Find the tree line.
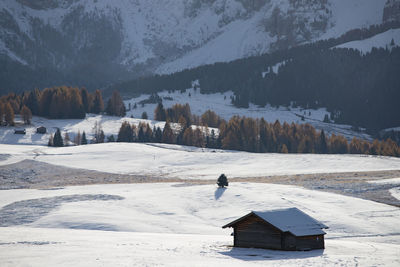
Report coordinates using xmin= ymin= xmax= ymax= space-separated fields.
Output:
xmin=0 ymin=87 xmax=125 ymax=125
xmin=115 ymin=103 xmax=400 ymax=157
xmin=45 ymin=101 xmax=399 ymax=157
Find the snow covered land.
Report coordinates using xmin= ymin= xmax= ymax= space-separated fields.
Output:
xmin=0 ymin=114 xmax=166 ymax=146
xmin=1 ymin=143 xmax=400 ymax=179
xmin=0 ymin=182 xmax=399 ymax=266
xmin=125 ymin=88 xmax=372 ymax=141
xmin=335 ymin=28 xmax=400 ymax=53
xmin=1 ymin=122 xmax=399 ymax=266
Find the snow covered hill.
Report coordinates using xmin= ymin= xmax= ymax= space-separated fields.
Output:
xmin=335 ymin=28 xmax=400 ymax=53
xmin=124 ymin=88 xmax=372 ymax=141
xmin=0 ymin=182 xmax=399 ymax=266
xmin=1 ymin=142 xmax=400 ymax=179
xmin=0 ymin=0 xmax=391 ymax=87
xmin=0 ymin=114 xmax=166 ymax=146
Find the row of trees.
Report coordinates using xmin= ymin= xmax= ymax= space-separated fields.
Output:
xmin=112 ymin=114 xmax=400 ymax=157
xmin=0 ymin=94 xmax=32 ymax=125
xmin=217 ymin=116 xmax=399 ymax=156
xmin=154 ymin=103 xmax=225 ymax=128
xmin=0 ymin=88 xmax=125 ymax=124
xmin=151 ymin=103 xmax=400 ymax=157
xmin=48 ymin=124 xmax=105 ymax=147
xmin=110 ymin=104 xmax=400 ymax=157
xmin=45 ymin=101 xmax=399 ymax=157
xmin=48 ymin=129 xmax=88 ymax=147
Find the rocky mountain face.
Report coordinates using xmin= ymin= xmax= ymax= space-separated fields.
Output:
xmin=0 ymin=0 xmax=391 ymax=92
xmin=384 ymin=0 xmax=400 ymax=22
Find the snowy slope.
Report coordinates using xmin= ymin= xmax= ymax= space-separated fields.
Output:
xmin=157 ymin=0 xmax=389 ymax=74
xmin=125 ymin=88 xmax=372 ymax=141
xmin=1 ymin=143 xmax=399 ymax=179
xmin=335 ymin=28 xmax=400 ymax=53
xmin=391 ymin=187 xmax=400 ymax=200
xmin=0 ymin=182 xmax=399 ymax=266
xmin=0 ymin=0 xmax=389 ymax=76
xmin=0 ymin=114 xmax=167 ymax=146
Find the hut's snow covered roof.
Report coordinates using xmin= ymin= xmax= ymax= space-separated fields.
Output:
xmin=223 ymin=207 xmax=328 ymax=237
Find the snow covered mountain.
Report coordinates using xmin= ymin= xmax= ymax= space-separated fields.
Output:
xmin=0 ymin=0 xmax=392 ymax=90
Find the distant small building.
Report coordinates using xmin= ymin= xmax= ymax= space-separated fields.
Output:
xmin=14 ymin=129 xmax=26 ymax=135
xmin=36 ymin=126 xmax=47 ymax=134
xmin=222 ymin=208 xmax=328 ymax=251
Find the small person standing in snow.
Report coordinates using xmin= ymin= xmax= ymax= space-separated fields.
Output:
xmin=217 ymin=174 xmax=228 ymax=188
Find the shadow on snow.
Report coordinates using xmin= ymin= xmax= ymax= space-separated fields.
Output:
xmin=219 ymin=247 xmax=324 ymax=261
xmin=214 ymin=187 xmax=227 ymax=200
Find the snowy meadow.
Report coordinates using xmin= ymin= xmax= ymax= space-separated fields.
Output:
xmin=0 ymin=182 xmax=400 ymax=266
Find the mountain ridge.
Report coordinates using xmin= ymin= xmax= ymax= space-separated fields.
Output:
xmin=0 ymin=0 xmax=392 ymax=92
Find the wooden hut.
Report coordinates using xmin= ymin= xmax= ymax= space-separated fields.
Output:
xmin=14 ymin=129 xmax=26 ymax=135
xmin=36 ymin=126 xmax=47 ymax=134
xmin=222 ymin=207 xmax=328 ymax=251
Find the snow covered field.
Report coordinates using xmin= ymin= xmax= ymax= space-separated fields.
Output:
xmin=0 ymin=114 xmax=166 ymax=146
xmin=0 ymin=182 xmax=399 ymax=266
xmin=335 ymin=28 xmax=400 ymax=53
xmin=1 ymin=143 xmax=400 ymax=179
xmin=125 ymin=88 xmax=372 ymax=141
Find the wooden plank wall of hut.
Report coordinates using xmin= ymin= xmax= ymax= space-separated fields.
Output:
xmin=235 ymin=215 xmax=282 ymax=249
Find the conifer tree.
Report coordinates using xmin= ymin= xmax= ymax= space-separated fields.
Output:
xmin=74 ymin=130 xmax=81 ymax=146
xmin=349 ymin=137 xmax=361 ymax=154
xmin=26 ymin=89 xmax=40 ymax=115
xmin=20 ymin=105 xmax=32 ymax=124
xmin=53 ymin=129 xmax=64 ymax=147
xmin=4 ymin=102 xmax=14 ymax=126
xmin=370 ymin=139 xmax=381 ymax=155
xmin=154 ymin=103 xmax=166 ymax=121
xmin=117 ymin=121 xmax=134 ymax=142
xmin=106 ymin=90 xmax=126 ymax=116
xmin=193 ymin=127 xmax=205 ymax=148
xmin=0 ymin=102 xmax=4 ymax=124
xmin=178 ymin=115 xmax=187 ymax=130
xmin=217 ymin=174 xmax=228 ymax=188
xmin=207 ymin=129 xmax=217 ymax=148
xmin=91 ymin=90 xmax=104 ymax=114
xmin=141 ymin=112 xmax=148 ymax=120
xmin=69 ymin=87 xmax=85 ymax=119
xmin=183 ymin=127 xmax=193 ymax=146
xmin=201 ymin=110 xmax=222 ymax=128
xmin=162 ymin=121 xmax=174 ymax=144
xmin=81 ymin=131 xmax=88 ymax=145
xmin=319 ymin=129 xmax=328 ymax=153
xmin=154 ymin=126 xmax=162 ymax=143
xmin=138 ymin=123 xmax=146 ymax=142
xmin=80 ymin=87 xmax=91 ymax=113
xmin=144 ymin=123 xmax=153 ymax=142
